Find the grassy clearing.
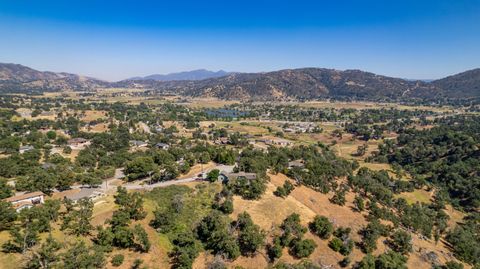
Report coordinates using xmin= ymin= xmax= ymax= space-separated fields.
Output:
xmin=396 ymin=189 xmax=433 ymax=205
xmin=81 ymin=110 xmax=107 ymax=122
xmin=181 ymin=98 xmax=239 ymax=108
xmin=145 ymin=183 xmax=220 ymax=238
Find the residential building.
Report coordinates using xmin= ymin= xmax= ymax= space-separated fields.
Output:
xmin=5 ymin=192 xmax=45 ymax=212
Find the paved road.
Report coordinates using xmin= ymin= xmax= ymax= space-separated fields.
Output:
xmin=123 ymin=177 xmax=198 ymax=190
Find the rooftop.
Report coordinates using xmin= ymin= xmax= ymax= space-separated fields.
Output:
xmin=5 ymin=191 xmax=44 ymax=202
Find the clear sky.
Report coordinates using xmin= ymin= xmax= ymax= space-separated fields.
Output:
xmin=0 ymin=0 xmax=479 ymax=81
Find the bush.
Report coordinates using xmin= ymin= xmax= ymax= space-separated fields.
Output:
xmin=444 ymin=261 xmax=464 ymax=269
xmin=339 ymin=257 xmax=351 ymax=267
xmin=339 ymin=239 xmax=354 ymax=256
xmin=309 ymin=215 xmax=333 ymax=240
xmin=329 ymin=237 xmax=343 ymax=252
xmin=267 ymin=237 xmax=283 ymax=261
xmin=131 ymin=258 xmax=143 ymax=269
xmin=63 ymin=146 xmax=72 ymax=154
xmin=111 ymin=254 xmax=124 ymax=267
xmin=274 ymin=181 xmax=295 ymax=198
xmin=207 ymin=169 xmax=220 ymax=182
xmin=290 ymin=239 xmax=317 ymax=258
xmin=388 ymin=230 xmax=412 ymax=254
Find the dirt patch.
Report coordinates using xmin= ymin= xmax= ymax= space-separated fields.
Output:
xmin=81 ymin=110 xmax=107 ymax=122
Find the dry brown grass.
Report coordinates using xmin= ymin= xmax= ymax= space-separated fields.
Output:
xmin=104 ymin=196 xmax=171 ymax=269
xmin=288 ymin=100 xmax=454 ymax=113
xmin=191 ymin=173 xmax=465 ymax=269
xmin=81 ymin=110 xmax=107 ymax=122
xmin=182 ymin=98 xmax=239 ymax=108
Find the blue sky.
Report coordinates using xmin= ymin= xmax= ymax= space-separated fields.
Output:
xmin=0 ymin=0 xmax=479 ymax=81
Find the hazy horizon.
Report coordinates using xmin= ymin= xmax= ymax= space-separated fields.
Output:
xmin=1 ymin=0 xmax=479 ymax=81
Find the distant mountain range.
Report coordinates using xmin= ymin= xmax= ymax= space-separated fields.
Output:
xmin=1 ymin=62 xmax=479 ymax=101
xmin=129 ymin=69 xmax=231 ymax=81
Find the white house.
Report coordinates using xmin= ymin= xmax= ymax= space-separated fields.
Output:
xmin=67 ymin=138 xmax=91 ymax=150
xmin=19 ymin=145 xmax=34 ymax=154
xmin=130 ymin=140 xmax=149 ymax=148
xmin=155 ymin=142 xmax=170 ymax=150
xmin=5 ymin=192 xmax=45 ymax=212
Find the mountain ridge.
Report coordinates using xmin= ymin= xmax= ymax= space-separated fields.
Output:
xmin=129 ymin=69 xmax=231 ymax=81
xmin=1 ymin=62 xmax=479 ymax=101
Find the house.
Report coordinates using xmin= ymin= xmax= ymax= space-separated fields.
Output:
xmin=214 ymin=137 xmax=229 ymax=145
xmin=130 ymin=140 xmax=148 ymax=148
xmin=155 ymin=142 xmax=170 ymax=150
xmin=5 ymin=192 xmax=45 ymax=212
xmin=19 ymin=145 xmax=34 ymax=154
xmin=256 ymin=138 xmax=293 ymax=147
xmin=288 ymin=160 xmax=305 ymax=169
xmin=255 ymin=138 xmax=273 ymax=144
xmin=271 ymin=138 xmax=293 ymax=147
xmin=41 ymin=162 xmax=57 ymax=169
xmin=67 ymin=138 xmax=91 ymax=149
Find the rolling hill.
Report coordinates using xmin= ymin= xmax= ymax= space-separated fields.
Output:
xmin=1 ymin=63 xmax=479 ymax=101
xmin=0 ymin=63 xmax=108 ymax=93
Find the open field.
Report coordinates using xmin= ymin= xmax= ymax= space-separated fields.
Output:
xmin=396 ymin=188 xmax=433 ymax=205
xmin=180 ymin=98 xmax=240 ymax=108
xmin=81 ymin=110 xmax=107 ymax=122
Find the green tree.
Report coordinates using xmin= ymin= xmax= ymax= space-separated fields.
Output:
xmin=0 ymin=201 xmax=16 ymax=231
xmin=61 ymin=242 xmax=106 ymax=269
xmin=267 ymin=237 xmax=283 ymax=261
xmin=46 ymin=130 xmax=57 ymax=140
xmin=375 ymin=251 xmax=407 ymax=269
xmin=133 ymin=224 xmax=150 ymax=252
xmin=25 ymin=235 xmax=61 ymax=269
xmin=329 ymin=237 xmax=343 ymax=252
xmin=111 ymin=254 xmax=124 ymax=267
xmin=207 ymin=169 xmax=220 ymax=182
xmin=309 ymin=215 xmax=333 ymax=239
xmin=280 ymin=213 xmax=307 ymax=246
xmin=357 ymin=254 xmax=375 ymax=269
xmin=354 ymin=195 xmax=365 ymax=211
xmin=0 ymin=178 xmax=13 ymax=199
xmin=236 ymin=212 xmax=265 ymax=256
xmin=124 ymin=156 xmax=156 ymax=181
xmin=170 ymin=232 xmax=201 ymax=269
xmin=290 ymin=239 xmax=317 ymax=258
xmin=61 ymin=198 xmax=94 ymax=236
xmin=114 ymin=187 xmax=146 ymax=220
xmin=388 ymin=230 xmax=412 ymax=254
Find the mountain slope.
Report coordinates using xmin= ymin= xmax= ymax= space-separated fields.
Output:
xmin=130 ymin=69 xmax=230 ymax=81
xmin=431 ymin=68 xmax=480 ymax=98
xmin=0 ymin=63 xmax=107 ymax=93
xmin=1 ymin=62 xmax=479 ymax=101
xmin=176 ymin=68 xmax=439 ymax=101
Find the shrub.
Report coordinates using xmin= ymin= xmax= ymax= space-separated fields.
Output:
xmin=329 ymin=237 xmax=343 ymax=252
xmin=309 ymin=215 xmax=333 ymax=239
xmin=111 ymin=254 xmax=124 ymax=267
xmin=290 ymin=239 xmax=317 ymax=258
